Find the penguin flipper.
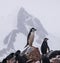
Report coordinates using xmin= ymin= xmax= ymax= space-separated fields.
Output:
xmin=24 ymin=42 xmax=29 ymax=48
xmin=24 ymin=44 xmax=28 ymax=48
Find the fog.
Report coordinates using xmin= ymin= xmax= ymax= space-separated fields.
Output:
xmin=0 ymin=0 xmax=60 ymax=60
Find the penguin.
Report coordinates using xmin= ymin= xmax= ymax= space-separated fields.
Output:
xmin=25 ymin=28 xmax=36 ymax=47
xmin=41 ymin=38 xmax=50 ymax=55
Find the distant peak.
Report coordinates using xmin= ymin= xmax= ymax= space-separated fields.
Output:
xmin=20 ymin=7 xmax=27 ymax=14
xmin=20 ymin=7 xmax=25 ymax=11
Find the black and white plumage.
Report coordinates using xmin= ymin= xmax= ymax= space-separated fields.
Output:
xmin=41 ymin=38 xmax=50 ymax=55
xmin=25 ymin=28 xmax=36 ymax=47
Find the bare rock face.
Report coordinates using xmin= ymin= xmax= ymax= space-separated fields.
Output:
xmin=24 ymin=46 xmax=41 ymax=63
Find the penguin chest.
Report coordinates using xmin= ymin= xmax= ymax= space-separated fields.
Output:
xmin=29 ymin=32 xmax=34 ymax=43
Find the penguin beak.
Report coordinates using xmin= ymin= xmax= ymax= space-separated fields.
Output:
xmin=34 ymin=29 xmax=37 ymax=31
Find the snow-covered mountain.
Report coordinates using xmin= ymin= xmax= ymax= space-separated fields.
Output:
xmin=0 ymin=7 xmax=60 ymax=61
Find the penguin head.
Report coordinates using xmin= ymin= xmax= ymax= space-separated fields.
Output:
xmin=44 ymin=38 xmax=49 ymax=41
xmin=30 ymin=28 xmax=36 ymax=32
xmin=15 ymin=50 xmax=21 ymax=56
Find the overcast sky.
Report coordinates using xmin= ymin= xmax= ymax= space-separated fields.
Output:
xmin=0 ymin=0 xmax=60 ymax=38
xmin=0 ymin=0 xmax=60 ymax=51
